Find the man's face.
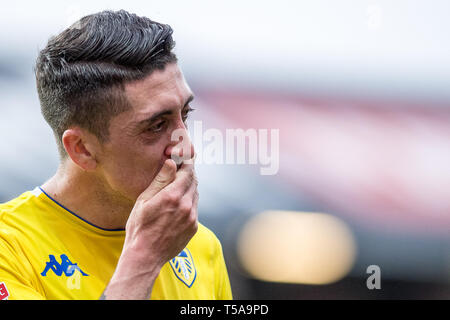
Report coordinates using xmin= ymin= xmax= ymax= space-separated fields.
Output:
xmin=95 ymin=63 xmax=194 ymax=203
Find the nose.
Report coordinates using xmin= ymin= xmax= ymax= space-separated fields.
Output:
xmin=164 ymin=127 xmax=195 ymax=165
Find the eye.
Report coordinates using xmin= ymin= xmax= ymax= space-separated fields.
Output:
xmin=182 ymin=107 xmax=195 ymax=122
xmin=148 ymin=120 xmax=167 ymax=132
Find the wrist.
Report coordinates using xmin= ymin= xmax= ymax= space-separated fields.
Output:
xmin=103 ymin=245 xmax=163 ymax=300
xmin=115 ymin=243 xmax=164 ymax=281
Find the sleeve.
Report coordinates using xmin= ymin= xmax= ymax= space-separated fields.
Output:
xmin=0 ymin=229 xmax=45 ymax=300
xmin=213 ymin=238 xmax=233 ymax=300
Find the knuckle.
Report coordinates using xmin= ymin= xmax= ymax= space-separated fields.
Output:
xmin=190 ymin=219 xmax=199 ymax=235
xmin=154 ymin=174 xmax=167 ymax=185
xmin=188 ymin=210 xmax=198 ymax=226
xmin=192 ymin=216 xmax=198 ymax=228
xmin=163 ymin=192 xmax=181 ymax=206
xmin=179 ymin=200 xmax=192 ymax=215
xmin=134 ymin=199 xmax=149 ymax=216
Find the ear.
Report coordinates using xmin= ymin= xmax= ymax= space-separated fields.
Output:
xmin=62 ymin=128 xmax=98 ymax=171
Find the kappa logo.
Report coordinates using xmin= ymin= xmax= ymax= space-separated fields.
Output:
xmin=169 ymin=248 xmax=196 ymax=288
xmin=40 ymin=254 xmax=89 ymax=277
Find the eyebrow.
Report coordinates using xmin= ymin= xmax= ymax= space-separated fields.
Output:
xmin=137 ymin=94 xmax=195 ymax=126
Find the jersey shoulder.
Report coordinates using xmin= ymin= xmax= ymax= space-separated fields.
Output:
xmin=187 ymin=222 xmax=226 ymax=267
xmin=0 ymin=190 xmax=34 ymax=210
xmin=191 ymin=222 xmax=223 ymax=252
xmin=0 ymin=190 xmax=43 ymax=237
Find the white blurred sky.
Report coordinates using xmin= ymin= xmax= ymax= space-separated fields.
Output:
xmin=1 ymin=0 xmax=450 ymax=102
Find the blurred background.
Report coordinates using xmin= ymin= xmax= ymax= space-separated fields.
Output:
xmin=1 ymin=0 xmax=449 ymax=299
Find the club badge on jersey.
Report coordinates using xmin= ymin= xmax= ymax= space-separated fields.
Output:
xmin=169 ymin=248 xmax=197 ymax=288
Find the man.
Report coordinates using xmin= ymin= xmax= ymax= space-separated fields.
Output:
xmin=0 ymin=10 xmax=232 ymax=300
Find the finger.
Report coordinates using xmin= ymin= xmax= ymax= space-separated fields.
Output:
xmin=171 ymin=143 xmax=196 ymax=169
xmin=176 ymin=148 xmax=196 ymax=171
xmin=190 ymin=188 xmax=199 ymax=231
xmin=139 ymin=158 xmax=177 ymax=200
xmin=192 ymin=188 xmax=199 ymax=208
xmin=180 ymin=171 xmax=197 ymax=202
xmin=180 ymin=180 xmax=199 ymax=231
xmin=166 ymin=162 xmax=196 ymax=196
xmin=191 ymin=189 xmax=199 ymax=221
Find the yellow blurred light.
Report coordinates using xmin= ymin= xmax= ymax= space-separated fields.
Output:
xmin=237 ymin=210 xmax=357 ymax=285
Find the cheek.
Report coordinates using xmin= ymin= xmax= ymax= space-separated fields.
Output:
xmin=100 ymin=141 xmax=167 ymax=200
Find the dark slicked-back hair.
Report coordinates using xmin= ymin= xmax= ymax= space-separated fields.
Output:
xmin=35 ymin=10 xmax=177 ymax=158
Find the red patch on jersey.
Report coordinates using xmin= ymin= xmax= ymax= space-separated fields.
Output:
xmin=0 ymin=282 xmax=9 ymax=300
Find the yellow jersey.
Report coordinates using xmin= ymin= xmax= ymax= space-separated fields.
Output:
xmin=0 ymin=187 xmax=232 ymax=300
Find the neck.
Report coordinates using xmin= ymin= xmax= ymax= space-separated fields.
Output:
xmin=41 ymin=161 xmax=134 ymax=230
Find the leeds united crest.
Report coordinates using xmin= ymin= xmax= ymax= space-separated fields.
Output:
xmin=169 ymin=248 xmax=197 ymax=288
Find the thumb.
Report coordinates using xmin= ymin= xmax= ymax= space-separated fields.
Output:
xmin=139 ymin=159 xmax=177 ymax=200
